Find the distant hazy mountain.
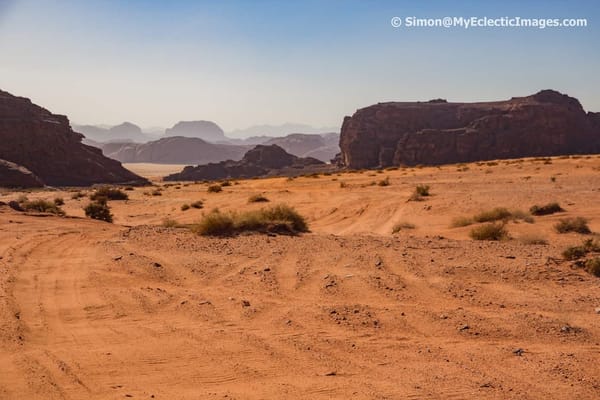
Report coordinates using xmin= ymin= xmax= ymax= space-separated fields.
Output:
xmin=73 ymin=122 xmax=157 ymax=143
xmin=164 ymin=120 xmax=226 ymax=142
xmin=100 ymin=136 xmax=251 ymax=164
xmin=227 ymin=123 xmax=339 ymax=138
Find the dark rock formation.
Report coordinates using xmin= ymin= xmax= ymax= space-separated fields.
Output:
xmin=264 ymin=133 xmax=340 ymax=162
xmin=165 ymin=120 xmax=225 ymax=142
xmin=0 ymin=89 xmax=147 ymax=187
xmin=339 ymin=90 xmax=600 ymax=168
xmin=165 ymin=144 xmax=325 ymax=181
xmin=100 ymin=136 xmax=251 ymax=164
xmin=0 ymin=159 xmax=44 ymax=188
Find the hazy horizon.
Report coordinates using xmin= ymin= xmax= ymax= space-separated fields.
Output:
xmin=1 ymin=0 xmax=599 ymax=131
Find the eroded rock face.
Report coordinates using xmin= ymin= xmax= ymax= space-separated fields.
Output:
xmin=339 ymin=90 xmax=600 ymax=168
xmin=0 ymin=89 xmax=147 ymax=186
xmin=0 ymin=159 xmax=43 ymax=188
xmin=165 ymin=144 xmax=325 ymax=181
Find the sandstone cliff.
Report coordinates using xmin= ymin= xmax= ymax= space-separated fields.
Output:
xmin=339 ymin=90 xmax=600 ymax=168
xmin=0 ymin=159 xmax=43 ymax=188
xmin=0 ymin=89 xmax=147 ymax=187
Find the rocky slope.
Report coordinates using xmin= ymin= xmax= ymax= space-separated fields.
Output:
xmin=101 ymin=136 xmax=251 ymax=164
xmin=264 ymin=133 xmax=339 ymax=162
xmin=0 ymin=159 xmax=43 ymax=188
xmin=339 ymin=90 xmax=600 ymax=168
xmin=0 ymin=89 xmax=147 ymax=187
xmin=164 ymin=144 xmax=325 ymax=181
xmin=74 ymin=122 xmax=156 ymax=143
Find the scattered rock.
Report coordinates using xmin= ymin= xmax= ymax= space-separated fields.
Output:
xmin=595 ymin=307 xmax=600 ymax=314
xmin=324 ymin=371 xmax=337 ymax=376
xmin=513 ymin=348 xmax=525 ymax=356
xmin=152 ymin=262 xmax=162 ymax=268
xmin=458 ymin=324 xmax=470 ymax=331
xmin=241 ymin=300 xmax=251 ymax=307
xmin=114 ymin=256 xmax=123 ymax=261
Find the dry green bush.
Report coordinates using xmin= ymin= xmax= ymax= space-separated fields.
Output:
xmin=519 ymin=234 xmax=548 ymax=245
xmin=451 ymin=216 xmax=474 ymax=227
xmin=530 ymin=202 xmax=563 ymax=216
xmin=192 ymin=204 xmax=308 ymax=236
xmin=91 ymin=187 xmax=128 ymax=201
xmin=585 ymin=258 xmax=600 ymax=277
xmin=207 ymin=184 xmax=222 ymax=193
xmin=554 ymin=217 xmax=591 ymax=234
xmin=162 ymin=218 xmax=181 ymax=228
xmin=248 ymin=194 xmax=269 ymax=203
xmin=378 ymin=177 xmax=390 ymax=187
xmin=84 ymin=199 xmax=112 ymax=222
xmin=190 ymin=200 xmax=204 ymax=209
xmin=21 ymin=199 xmax=65 ymax=215
xmin=469 ymin=223 xmax=508 ymax=241
xmin=562 ymin=239 xmax=600 ymax=260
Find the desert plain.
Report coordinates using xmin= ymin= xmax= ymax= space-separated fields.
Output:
xmin=1 ymin=155 xmax=599 ymax=399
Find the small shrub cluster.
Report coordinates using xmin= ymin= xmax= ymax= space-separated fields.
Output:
xmin=84 ymin=198 xmax=113 ymax=223
xmin=192 ymin=204 xmax=308 ymax=236
xmin=20 ymin=198 xmax=65 ymax=216
xmin=377 ymin=177 xmax=390 ymax=187
xmin=409 ymin=184 xmax=430 ymax=201
xmin=181 ymin=204 xmax=190 ymax=211
xmin=248 ymin=194 xmax=269 ymax=203
xmin=530 ymin=202 xmax=563 ymax=216
xmin=207 ymin=184 xmax=222 ymax=193
xmin=53 ymin=197 xmax=65 ymax=206
xmin=585 ymin=258 xmax=600 ymax=277
xmin=71 ymin=191 xmax=86 ymax=200
xmin=90 ymin=187 xmax=128 ymax=201
xmin=469 ymin=223 xmax=508 ymax=241
xmin=473 ymin=207 xmax=512 ymax=223
xmin=554 ymin=217 xmax=591 ymax=234
xmin=190 ymin=200 xmax=204 ymax=209
xmin=452 ymin=207 xmax=532 ymax=228
xmin=519 ymin=234 xmax=548 ymax=245
xmin=562 ymin=239 xmax=600 ymax=260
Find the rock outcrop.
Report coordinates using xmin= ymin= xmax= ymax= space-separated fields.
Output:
xmin=339 ymin=90 xmax=600 ymax=168
xmin=0 ymin=159 xmax=44 ymax=188
xmin=0 ymin=89 xmax=147 ymax=187
xmin=165 ymin=120 xmax=225 ymax=142
xmin=264 ymin=133 xmax=340 ymax=162
xmin=164 ymin=144 xmax=325 ymax=181
xmin=74 ymin=122 xmax=155 ymax=143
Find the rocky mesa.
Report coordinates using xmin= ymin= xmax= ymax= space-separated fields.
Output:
xmin=164 ymin=144 xmax=325 ymax=181
xmin=339 ymin=90 xmax=600 ymax=168
xmin=0 ymin=89 xmax=147 ymax=187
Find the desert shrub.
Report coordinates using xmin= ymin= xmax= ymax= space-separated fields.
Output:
xmin=392 ymin=222 xmax=416 ymax=233
xmin=53 ymin=197 xmax=65 ymax=206
xmin=378 ymin=177 xmax=390 ymax=187
xmin=91 ymin=187 xmax=128 ymax=201
xmin=162 ymin=218 xmax=181 ymax=228
xmin=190 ymin=200 xmax=204 ymax=209
xmin=530 ymin=202 xmax=563 ymax=216
xmin=192 ymin=210 xmax=235 ymax=236
xmin=451 ymin=216 xmax=474 ymax=227
xmin=473 ymin=207 xmax=512 ymax=223
xmin=207 ymin=184 xmax=222 ymax=193
xmin=21 ymin=199 xmax=65 ymax=215
xmin=585 ymin=258 xmax=600 ymax=277
xmin=554 ymin=217 xmax=591 ymax=234
xmin=84 ymin=200 xmax=112 ymax=222
xmin=151 ymin=189 xmax=162 ymax=196
xmin=469 ymin=223 xmax=508 ymax=241
xmin=248 ymin=194 xmax=269 ymax=203
xmin=220 ymin=181 xmax=232 ymax=187
xmin=562 ymin=245 xmax=587 ymax=260
xmin=519 ymin=234 xmax=548 ymax=245
xmin=193 ymin=204 xmax=308 ymax=236
xmin=415 ymin=184 xmax=430 ymax=196
xmin=124 ymin=186 xmax=135 ymax=191
xmin=339 ymin=181 xmax=348 ymax=188
xmin=181 ymin=204 xmax=190 ymax=211
xmin=562 ymin=239 xmax=600 ymax=260
xmin=71 ymin=191 xmax=86 ymax=200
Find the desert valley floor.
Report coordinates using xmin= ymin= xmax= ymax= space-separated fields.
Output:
xmin=1 ymin=155 xmax=599 ymax=399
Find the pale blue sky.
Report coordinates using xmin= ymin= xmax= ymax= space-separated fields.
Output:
xmin=0 ymin=0 xmax=598 ymax=131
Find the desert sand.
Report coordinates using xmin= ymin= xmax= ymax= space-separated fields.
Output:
xmin=1 ymin=155 xmax=599 ymax=399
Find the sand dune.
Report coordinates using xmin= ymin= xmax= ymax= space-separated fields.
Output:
xmin=1 ymin=155 xmax=599 ymax=399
